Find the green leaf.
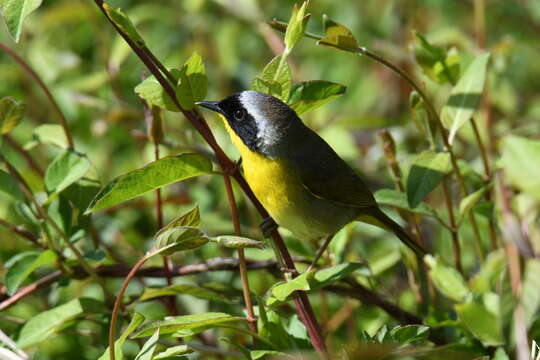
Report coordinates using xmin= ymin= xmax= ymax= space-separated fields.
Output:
xmin=134 ymin=328 xmax=159 ymax=360
xmin=32 ymin=124 xmax=68 ymax=148
xmin=318 ymin=14 xmax=358 ymax=52
xmin=288 ymin=80 xmax=346 ymax=115
xmin=98 ymin=313 xmax=145 ymax=360
xmin=271 ymin=271 xmax=312 ymax=302
xmin=458 ymin=186 xmax=489 ymax=222
xmin=140 ymin=284 xmax=230 ymax=303
xmin=0 ymin=97 xmax=24 ymax=134
xmin=161 ymin=205 xmax=201 ymax=229
xmin=469 ymin=249 xmax=506 ymax=294
xmin=374 ymin=189 xmax=437 ymax=218
xmin=152 ymin=226 xmax=209 ymax=257
xmin=86 ymin=154 xmax=211 ymax=213
xmin=406 ymin=150 xmax=452 ymax=208
xmin=425 ymin=255 xmax=470 ymax=302
xmin=17 ymin=298 xmax=106 ymax=348
xmin=176 ymin=52 xmax=207 ymax=110
xmin=500 ymin=136 xmax=540 ymax=200
xmin=0 ymin=0 xmax=43 ymax=42
xmin=44 ymin=150 xmax=91 ymax=195
xmin=283 ymin=1 xmax=310 ymax=52
xmin=441 ymin=53 xmax=490 ymax=144
xmin=389 ymin=325 xmax=430 ymax=344
xmin=132 ymin=312 xmax=241 ymax=338
xmin=251 ymin=350 xmax=293 ymax=359
xmin=5 ymin=250 xmax=57 ymax=295
xmin=135 ymin=69 xmax=182 ymax=112
xmin=103 ymin=4 xmax=145 ymax=47
xmin=255 ymin=55 xmax=292 ymax=101
xmin=252 ymin=78 xmax=282 ymax=99
xmin=409 ymin=92 xmax=437 ymax=147
xmin=455 ymin=300 xmax=503 ymax=346
xmin=0 ymin=169 xmax=24 ymax=201
xmin=310 ymin=262 xmax=367 ymax=292
xmin=211 ymin=235 xmax=264 ymax=249
xmin=153 ymin=345 xmax=193 ymax=360
xmin=521 ymin=258 xmax=540 ymax=329
xmin=412 ymin=32 xmax=459 ymax=84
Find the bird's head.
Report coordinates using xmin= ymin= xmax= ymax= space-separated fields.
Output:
xmin=197 ymin=91 xmax=300 ymax=156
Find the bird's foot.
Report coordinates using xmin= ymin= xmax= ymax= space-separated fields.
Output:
xmin=259 ymin=216 xmax=278 ymax=238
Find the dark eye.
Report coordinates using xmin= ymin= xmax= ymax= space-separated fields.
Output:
xmin=233 ymin=109 xmax=246 ymax=121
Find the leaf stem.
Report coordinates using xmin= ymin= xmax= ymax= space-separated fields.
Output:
xmin=0 ymin=42 xmax=74 ymax=149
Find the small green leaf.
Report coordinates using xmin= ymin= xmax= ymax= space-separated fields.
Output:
xmin=176 ymin=52 xmax=207 ymax=110
xmin=255 ymin=55 xmax=292 ymax=101
xmin=135 ymin=69 xmax=182 ymax=112
xmin=0 ymin=97 xmax=24 ymax=134
xmin=0 ymin=169 xmax=24 ymax=201
xmin=469 ymin=249 xmax=506 ymax=294
xmin=0 ymin=0 xmax=43 ymax=42
xmin=310 ymin=262 xmax=366 ymax=292
xmin=412 ymin=32 xmax=459 ymax=84
xmin=288 ymin=80 xmax=346 ymax=115
xmin=153 ymin=345 xmax=193 ymax=360
xmin=32 ymin=124 xmax=68 ymax=148
xmin=409 ymin=92 xmax=437 ymax=147
xmin=271 ymin=271 xmax=312 ymax=302
xmin=86 ymin=154 xmax=211 ymax=213
xmin=406 ymin=150 xmax=452 ymax=208
xmin=283 ymin=1 xmax=310 ymax=52
xmin=17 ymin=298 xmax=106 ymax=348
xmin=425 ymin=255 xmax=470 ymax=302
xmin=521 ymin=258 xmax=540 ymax=329
xmin=152 ymin=226 xmax=209 ymax=257
xmin=500 ymin=136 xmax=540 ymax=200
xmin=161 ymin=205 xmax=201 ymax=229
xmin=252 ymin=78 xmax=282 ymax=99
xmin=5 ymin=250 xmax=57 ymax=295
xmin=132 ymin=312 xmax=241 ymax=338
xmin=442 ymin=53 xmax=490 ymax=144
xmin=134 ymin=328 xmax=159 ymax=360
xmin=211 ymin=235 xmax=264 ymax=249
xmin=458 ymin=186 xmax=489 ymax=221
xmin=455 ymin=300 xmax=503 ymax=346
xmin=318 ymin=14 xmax=358 ymax=52
xmin=140 ymin=284 xmax=230 ymax=303
xmin=251 ymin=350 xmax=293 ymax=359
xmin=103 ymin=4 xmax=145 ymax=47
xmin=44 ymin=150 xmax=91 ymax=195
xmin=98 ymin=313 xmax=145 ymax=360
xmin=389 ymin=325 xmax=430 ymax=344
xmin=374 ymin=189 xmax=437 ymax=218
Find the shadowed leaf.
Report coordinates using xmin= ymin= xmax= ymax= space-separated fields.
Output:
xmin=406 ymin=150 xmax=452 ymax=208
xmin=289 ymin=80 xmax=346 ymax=115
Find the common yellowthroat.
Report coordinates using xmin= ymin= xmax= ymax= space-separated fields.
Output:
xmin=197 ymin=91 xmax=426 ymax=257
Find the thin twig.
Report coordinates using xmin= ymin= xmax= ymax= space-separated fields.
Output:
xmin=4 ymin=135 xmax=44 ymax=176
xmin=0 ymin=218 xmax=44 ymax=248
xmin=0 ymin=42 xmax=74 ymax=149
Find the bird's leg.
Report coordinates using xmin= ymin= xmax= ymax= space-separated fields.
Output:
xmin=259 ymin=216 xmax=278 ymax=239
xmin=307 ymin=234 xmax=335 ymax=272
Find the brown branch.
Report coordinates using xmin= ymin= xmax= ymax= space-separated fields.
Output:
xmin=0 ymin=218 xmax=44 ymax=248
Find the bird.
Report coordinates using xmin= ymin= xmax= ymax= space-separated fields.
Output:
xmin=197 ymin=91 xmax=426 ymax=262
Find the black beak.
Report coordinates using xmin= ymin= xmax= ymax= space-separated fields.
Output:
xmin=195 ymin=101 xmax=223 ymax=114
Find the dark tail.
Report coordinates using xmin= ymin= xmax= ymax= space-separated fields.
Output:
xmin=362 ymin=206 xmax=428 ymax=257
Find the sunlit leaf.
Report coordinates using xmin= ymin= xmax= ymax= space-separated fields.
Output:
xmin=389 ymin=325 xmax=430 ymax=344
xmin=425 ymin=255 xmax=470 ymax=302
xmin=442 ymin=53 xmax=490 ymax=144
xmin=44 ymin=150 xmax=91 ymax=195
xmin=135 ymin=69 xmax=182 ymax=112
xmin=455 ymin=300 xmax=503 ymax=346
xmin=103 ymin=4 xmax=144 ymax=47
xmin=412 ymin=32 xmax=459 ymax=84
xmin=151 ymin=226 xmax=209 ymax=257
xmin=211 ymin=235 xmax=264 ymax=249
xmin=283 ymin=1 xmax=310 ymax=52
xmin=252 ymin=77 xmax=282 ymax=99
xmin=98 ymin=313 xmax=145 ymax=360
xmin=17 ymin=298 xmax=106 ymax=348
xmin=0 ymin=0 xmax=43 ymax=42
xmin=176 ymin=52 xmax=207 ymax=110
xmin=255 ymin=54 xmax=291 ymax=101
xmin=500 ymin=135 xmax=540 ymax=201
xmin=318 ymin=14 xmax=358 ymax=52
xmin=374 ymin=189 xmax=437 ymax=218
xmin=271 ymin=271 xmax=312 ymax=302
xmin=86 ymin=154 xmax=212 ymax=213
xmin=132 ymin=312 xmax=242 ymax=338
xmin=5 ymin=250 xmax=57 ymax=295
xmin=458 ymin=186 xmax=489 ymax=222
xmin=406 ymin=150 xmax=452 ymax=208
xmin=134 ymin=328 xmax=159 ymax=360
xmin=251 ymin=350 xmax=293 ymax=359
xmin=0 ymin=169 xmax=24 ymax=201
xmin=31 ymin=124 xmax=68 ymax=148
xmin=289 ymin=80 xmax=346 ymax=115
xmin=0 ymin=96 xmax=24 ymax=134
xmin=153 ymin=345 xmax=193 ymax=360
